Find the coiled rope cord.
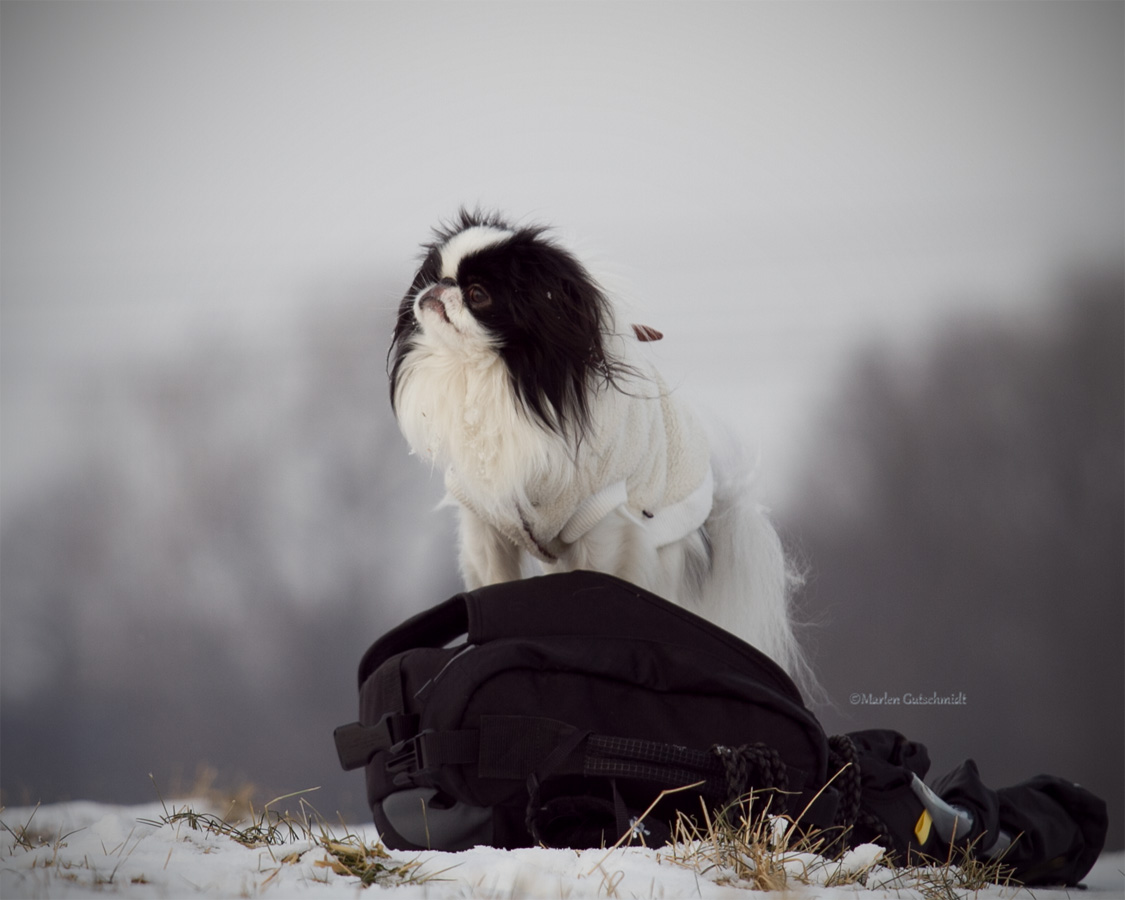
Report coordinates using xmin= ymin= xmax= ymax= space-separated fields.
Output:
xmin=710 ymin=742 xmax=791 ymax=816
xmin=712 ymin=735 xmax=894 ymax=852
xmin=827 ymin=734 xmax=863 ymax=827
xmin=827 ymin=733 xmax=894 ymax=848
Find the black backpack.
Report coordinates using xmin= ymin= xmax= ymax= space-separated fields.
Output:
xmin=334 ymin=570 xmax=1107 ymax=885
xmin=334 ymin=569 xmax=839 ymax=851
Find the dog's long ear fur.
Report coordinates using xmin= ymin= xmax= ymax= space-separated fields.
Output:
xmin=475 ymin=227 xmax=619 ymax=437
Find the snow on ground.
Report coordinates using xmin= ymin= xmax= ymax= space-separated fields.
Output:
xmin=1 ymin=800 xmax=1122 ymax=899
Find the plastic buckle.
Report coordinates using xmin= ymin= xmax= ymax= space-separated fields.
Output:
xmin=388 ymin=731 xmax=432 ymax=786
xmin=332 ymin=713 xmax=420 ymax=772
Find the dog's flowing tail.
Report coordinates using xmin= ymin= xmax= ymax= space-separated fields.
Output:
xmin=698 ymin=427 xmax=818 ymax=699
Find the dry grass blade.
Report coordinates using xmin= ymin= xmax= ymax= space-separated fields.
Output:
xmin=584 ymin=780 xmax=706 ymax=876
xmin=312 ymin=829 xmax=437 ymax=887
xmin=137 ymin=777 xmax=439 ymax=889
xmin=658 ymin=785 xmax=1023 ymax=896
xmin=0 ymin=802 xmax=42 ymax=852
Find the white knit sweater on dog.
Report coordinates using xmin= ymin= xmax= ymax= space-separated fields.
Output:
xmin=444 ymin=369 xmax=713 ymax=563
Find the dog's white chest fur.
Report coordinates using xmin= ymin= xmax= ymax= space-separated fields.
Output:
xmin=394 ymin=341 xmax=712 ymax=564
xmin=394 ymin=340 xmax=567 ymax=499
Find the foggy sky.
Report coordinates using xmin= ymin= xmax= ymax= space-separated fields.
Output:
xmin=4 ymin=1 xmax=1122 ymax=507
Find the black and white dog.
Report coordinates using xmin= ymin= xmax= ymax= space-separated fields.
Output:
xmin=389 ymin=209 xmax=807 ymax=682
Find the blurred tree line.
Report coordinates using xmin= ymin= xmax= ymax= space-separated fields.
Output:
xmin=783 ymin=271 xmax=1123 ymax=850
xmin=2 ymin=271 xmax=1121 ymax=849
xmin=0 ymin=293 xmax=460 ymax=819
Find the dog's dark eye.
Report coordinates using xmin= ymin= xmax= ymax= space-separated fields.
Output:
xmin=465 ymin=285 xmax=492 ymax=310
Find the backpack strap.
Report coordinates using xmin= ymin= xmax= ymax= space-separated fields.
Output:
xmin=356 ymin=593 xmax=469 ymax=687
xmin=334 ymin=711 xmax=420 ymax=771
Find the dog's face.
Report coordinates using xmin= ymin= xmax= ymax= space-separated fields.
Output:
xmin=405 ymin=222 xmax=516 ymax=353
xmin=389 ymin=210 xmax=618 ymax=435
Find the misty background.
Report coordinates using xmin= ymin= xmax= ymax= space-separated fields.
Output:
xmin=2 ymin=2 xmax=1122 ymax=849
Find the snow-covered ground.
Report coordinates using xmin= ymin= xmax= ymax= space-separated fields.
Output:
xmin=1 ymin=800 xmax=1121 ymax=899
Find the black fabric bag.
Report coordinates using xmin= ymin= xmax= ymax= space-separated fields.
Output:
xmin=845 ymin=730 xmax=1108 ymax=886
xmin=334 ymin=570 xmax=1106 ymax=886
xmin=334 ymin=570 xmax=837 ymax=851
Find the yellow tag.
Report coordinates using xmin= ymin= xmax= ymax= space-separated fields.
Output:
xmin=914 ymin=809 xmax=933 ymax=845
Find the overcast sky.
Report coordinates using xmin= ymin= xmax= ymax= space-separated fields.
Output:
xmin=3 ymin=0 xmax=1122 ymax=507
